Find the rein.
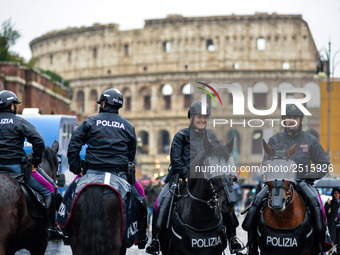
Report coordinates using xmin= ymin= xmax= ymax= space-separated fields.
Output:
xmin=187 ymin=180 xmax=219 ymax=209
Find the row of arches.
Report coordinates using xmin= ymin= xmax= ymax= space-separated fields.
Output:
xmin=75 ymin=81 xmax=320 ymax=114
xmin=136 ymin=128 xmax=320 ymax=155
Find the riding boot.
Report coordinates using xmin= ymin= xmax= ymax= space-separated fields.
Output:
xmin=145 ymin=186 xmax=174 ymax=254
xmin=137 ymin=199 xmax=148 ymax=249
xmin=45 ymin=194 xmax=62 ymax=241
xmin=247 ymin=230 xmax=259 ymax=255
xmin=227 ymin=227 xmax=243 ymax=253
xmin=223 ymin=210 xmax=243 ymax=253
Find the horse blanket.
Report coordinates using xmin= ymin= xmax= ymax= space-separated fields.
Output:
xmin=56 ymin=172 xmax=141 ymax=247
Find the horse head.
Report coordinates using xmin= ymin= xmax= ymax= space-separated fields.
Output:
xmin=262 ymin=140 xmax=297 ymax=212
xmin=27 ymin=140 xmax=60 ymax=181
xmin=190 ymin=134 xmax=238 ymax=214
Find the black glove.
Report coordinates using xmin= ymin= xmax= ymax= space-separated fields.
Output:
xmin=70 ymin=164 xmax=81 ymax=175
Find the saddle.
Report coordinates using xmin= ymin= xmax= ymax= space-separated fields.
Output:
xmin=0 ymin=169 xmax=46 ymax=219
xmin=56 ymin=172 xmax=142 ymax=248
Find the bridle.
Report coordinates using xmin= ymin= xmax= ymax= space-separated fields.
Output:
xmin=268 ymin=181 xmax=295 ymax=211
xmin=187 ymin=179 xmax=221 ymax=209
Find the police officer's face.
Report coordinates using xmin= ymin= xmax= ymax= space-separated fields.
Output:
xmin=192 ymin=114 xmax=209 ymax=130
xmin=284 ymin=115 xmax=301 ymax=130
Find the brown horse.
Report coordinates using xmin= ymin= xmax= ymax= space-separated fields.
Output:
xmin=259 ymin=141 xmax=316 ymax=255
xmin=0 ymin=141 xmax=60 ymax=255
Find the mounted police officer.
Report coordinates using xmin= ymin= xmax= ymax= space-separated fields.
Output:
xmin=242 ymin=104 xmax=330 ymax=255
xmin=146 ymin=101 xmax=243 ymax=254
xmin=0 ymin=89 xmax=61 ymax=241
xmin=67 ymin=88 xmax=148 ymax=248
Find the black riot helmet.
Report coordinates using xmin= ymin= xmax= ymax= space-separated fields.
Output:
xmin=187 ymin=101 xmax=210 ymax=119
xmin=0 ymin=90 xmax=21 ymax=111
xmin=282 ymin=104 xmax=304 ymax=119
xmin=97 ymin=88 xmax=123 ymax=109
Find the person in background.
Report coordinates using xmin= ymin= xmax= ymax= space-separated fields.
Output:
xmin=325 ymin=188 xmax=340 ymax=243
xmin=145 ymin=176 xmax=163 ymax=231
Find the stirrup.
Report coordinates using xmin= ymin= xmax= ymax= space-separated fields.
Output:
xmin=137 ymin=236 xmax=148 ymax=249
xmin=45 ymin=226 xmax=63 ymax=241
xmin=145 ymin=239 xmax=160 ymax=255
xmin=229 ymin=236 xmax=246 ymax=254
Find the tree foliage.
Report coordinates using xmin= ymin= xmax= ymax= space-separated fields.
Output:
xmin=0 ymin=18 xmax=20 ymax=61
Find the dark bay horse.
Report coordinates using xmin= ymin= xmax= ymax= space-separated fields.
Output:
xmin=0 ymin=140 xmax=60 ymax=255
xmin=65 ymin=184 xmax=126 ymax=255
xmin=259 ymin=141 xmax=316 ymax=255
xmin=159 ymin=136 xmax=239 ymax=255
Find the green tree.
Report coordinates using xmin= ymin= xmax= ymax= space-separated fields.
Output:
xmin=0 ymin=18 xmax=20 ymax=61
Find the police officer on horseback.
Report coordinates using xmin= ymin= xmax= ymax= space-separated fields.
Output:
xmin=0 ymin=89 xmax=62 ymax=241
xmin=146 ymin=101 xmax=243 ymax=254
xmin=67 ymin=88 xmax=148 ymax=248
xmin=242 ymin=104 xmax=330 ymax=255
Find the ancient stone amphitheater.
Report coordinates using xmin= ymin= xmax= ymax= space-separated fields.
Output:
xmin=30 ymin=13 xmax=321 ymax=177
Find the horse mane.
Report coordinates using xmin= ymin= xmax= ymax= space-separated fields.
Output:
xmin=43 ymin=146 xmax=59 ymax=168
xmin=77 ymin=186 xmax=114 ymax=254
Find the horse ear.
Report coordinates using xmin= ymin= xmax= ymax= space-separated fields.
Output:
xmin=52 ymin=140 xmax=59 ymax=153
xmin=286 ymin=144 xmax=297 ymax=159
xmin=263 ymin=140 xmax=273 ymax=156
xmin=226 ymin=135 xmax=234 ymax=152
xmin=203 ymin=133 xmax=213 ymax=152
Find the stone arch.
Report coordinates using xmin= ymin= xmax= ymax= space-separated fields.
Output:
xmin=76 ymin=90 xmax=85 ymax=113
xmin=227 ymin=82 xmax=243 ymax=105
xmin=162 ymin=84 xmax=173 ymax=110
xmin=252 ymin=82 xmax=268 ymax=108
xmin=278 ymin=82 xmax=294 ymax=108
xmin=89 ymin=89 xmax=98 ymax=113
xmin=140 ymin=86 xmax=151 ymax=110
xmin=137 ymin=130 xmax=149 ymax=154
xmin=122 ymin=87 xmax=132 ymax=111
xmin=182 ymin=83 xmax=194 ymax=108
xmin=158 ymin=130 xmax=170 ymax=154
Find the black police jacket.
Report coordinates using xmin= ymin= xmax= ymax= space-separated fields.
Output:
xmin=267 ymin=130 xmax=329 ymax=180
xmin=67 ymin=110 xmax=136 ymax=174
xmin=167 ymin=125 xmax=219 ymax=181
xmin=0 ymin=111 xmax=45 ymax=167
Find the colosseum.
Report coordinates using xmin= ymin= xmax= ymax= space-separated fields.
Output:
xmin=30 ymin=12 xmax=321 ymax=178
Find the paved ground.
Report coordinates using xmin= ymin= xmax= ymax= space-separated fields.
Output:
xmin=16 ymin=213 xmax=248 ymax=255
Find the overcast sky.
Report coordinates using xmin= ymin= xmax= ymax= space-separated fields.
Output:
xmin=2 ymin=0 xmax=340 ymax=76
